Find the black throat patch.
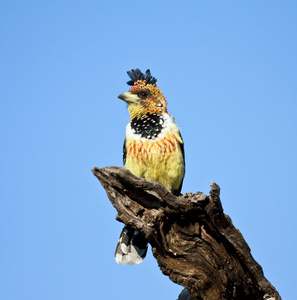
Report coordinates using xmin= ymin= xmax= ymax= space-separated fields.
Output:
xmin=131 ymin=113 xmax=164 ymax=139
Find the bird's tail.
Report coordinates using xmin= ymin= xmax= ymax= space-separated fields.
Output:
xmin=115 ymin=225 xmax=148 ymax=265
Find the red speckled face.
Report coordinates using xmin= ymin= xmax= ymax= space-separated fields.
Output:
xmin=128 ymin=80 xmax=168 ymax=114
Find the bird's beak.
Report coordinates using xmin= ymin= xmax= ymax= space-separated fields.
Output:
xmin=118 ymin=92 xmax=139 ymax=104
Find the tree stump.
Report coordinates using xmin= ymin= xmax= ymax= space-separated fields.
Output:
xmin=92 ymin=166 xmax=281 ymax=300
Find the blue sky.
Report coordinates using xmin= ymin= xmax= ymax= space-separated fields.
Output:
xmin=1 ymin=1 xmax=296 ymax=299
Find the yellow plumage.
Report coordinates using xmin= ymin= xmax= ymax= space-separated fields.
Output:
xmin=124 ymin=130 xmax=184 ymax=193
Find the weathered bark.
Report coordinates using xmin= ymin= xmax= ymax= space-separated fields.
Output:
xmin=92 ymin=166 xmax=281 ymax=300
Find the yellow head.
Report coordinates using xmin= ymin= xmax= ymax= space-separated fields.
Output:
xmin=118 ymin=69 xmax=168 ymax=119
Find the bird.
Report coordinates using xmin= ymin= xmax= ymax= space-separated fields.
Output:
xmin=115 ymin=68 xmax=185 ymax=265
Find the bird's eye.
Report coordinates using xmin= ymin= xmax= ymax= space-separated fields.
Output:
xmin=138 ymin=91 xmax=148 ymax=99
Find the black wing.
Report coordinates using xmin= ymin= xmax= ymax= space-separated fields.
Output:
xmin=123 ymin=138 xmax=127 ymax=165
xmin=173 ymin=132 xmax=185 ymax=196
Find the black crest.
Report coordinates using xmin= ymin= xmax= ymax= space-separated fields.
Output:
xmin=126 ymin=69 xmax=157 ymax=86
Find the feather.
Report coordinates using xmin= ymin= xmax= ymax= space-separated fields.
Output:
xmin=126 ymin=68 xmax=157 ymax=86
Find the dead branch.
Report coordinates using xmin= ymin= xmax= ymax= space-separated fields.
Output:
xmin=92 ymin=166 xmax=281 ymax=300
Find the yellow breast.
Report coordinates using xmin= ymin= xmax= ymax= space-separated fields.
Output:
xmin=124 ymin=131 xmax=184 ymax=193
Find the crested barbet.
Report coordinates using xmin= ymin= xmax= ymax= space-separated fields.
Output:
xmin=115 ymin=69 xmax=185 ymax=265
